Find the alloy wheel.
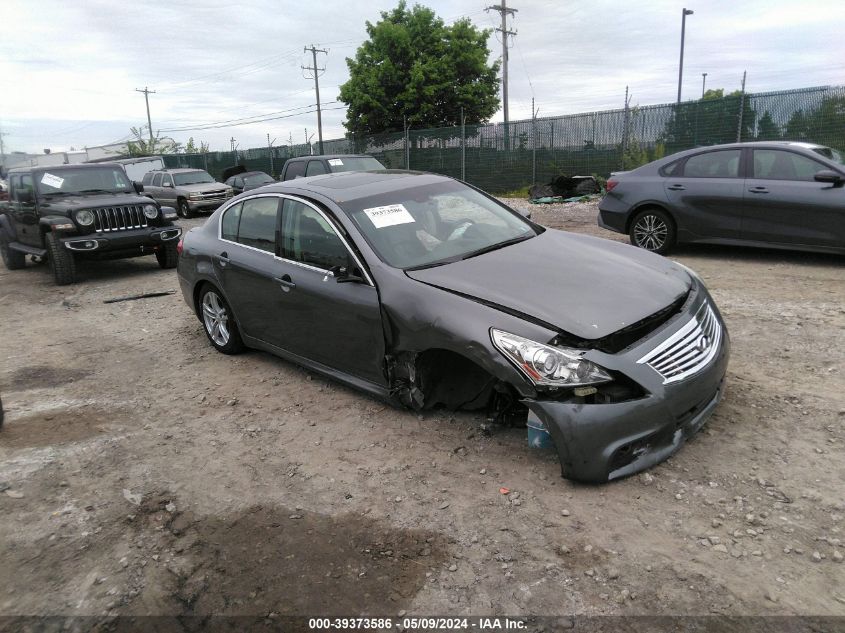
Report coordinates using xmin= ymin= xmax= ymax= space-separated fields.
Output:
xmin=202 ymin=291 xmax=230 ymax=346
xmin=633 ymin=214 xmax=668 ymax=251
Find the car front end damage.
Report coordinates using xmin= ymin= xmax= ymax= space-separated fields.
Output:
xmin=519 ymin=280 xmax=729 ymax=483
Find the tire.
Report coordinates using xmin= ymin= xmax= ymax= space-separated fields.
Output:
xmin=629 ymin=208 xmax=676 ymax=255
xmin=155 ymin=240 xmax=179 ymax=269
xmin=177 ymin=199 xmax=194 ymax=219
xmin=0 ymin=234 xmax=26 ymax=270
xmin=198 ymin=285 xmax=244 ymax=354
xmin=44 ymin=231 xmax=77 ymax=285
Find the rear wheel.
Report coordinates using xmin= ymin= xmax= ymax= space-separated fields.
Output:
xmin=199 ymin=285 xmax=244 ymax=354
xmin=629 ymin=208 xmax=676 ymax=255
xmin=177 ymin=199 xmax=194 ymax=219
xmin=45 ymin=231 xmax=77 ymax=285
xmin=155 ymin=240 xmax=179 ymax=268
xmin=0 ymin=235 xmax=26 ymax=270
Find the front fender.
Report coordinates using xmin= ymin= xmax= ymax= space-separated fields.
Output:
xmin=39 ymin=215 xmax=77 ymax=234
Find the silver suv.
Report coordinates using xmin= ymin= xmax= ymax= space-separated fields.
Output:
xmin=141 ymin=169 xmax=233 ymax=218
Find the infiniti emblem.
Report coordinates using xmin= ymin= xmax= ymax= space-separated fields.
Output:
xmin=695 ymin=334 xmax=710 ymax=353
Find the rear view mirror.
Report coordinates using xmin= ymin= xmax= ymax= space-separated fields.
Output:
xmin=133 ymin=181 xmax=144 ymax=194
xmin=814 ymin=170 xmax=844 ymax=187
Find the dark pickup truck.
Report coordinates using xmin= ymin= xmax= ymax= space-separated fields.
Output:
xmin=0 ymin=163 xmax=181 ymax=285
xmin=280 ymin=154 xmax=385 ymax=180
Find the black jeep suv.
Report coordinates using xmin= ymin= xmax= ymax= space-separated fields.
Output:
xmin=0 ymin=163 xmax=181 ymax=285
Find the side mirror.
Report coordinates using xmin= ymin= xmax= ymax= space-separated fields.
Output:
xmin=133 ymin=181 xmax=144 ymax=194
xmin=814 ymin=170 xmax=844 ymax=187
xmin=331 ymin=265 xmax=366 ymax=284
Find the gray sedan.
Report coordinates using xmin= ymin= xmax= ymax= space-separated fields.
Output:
xmin=176 ymin=171 xmax=729 ymax=482
xmin=599 ymin=141 xmax=845 ymax=255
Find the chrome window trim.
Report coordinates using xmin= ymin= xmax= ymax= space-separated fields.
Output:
xmin=215 ymin=192 xmax=375 ymax=287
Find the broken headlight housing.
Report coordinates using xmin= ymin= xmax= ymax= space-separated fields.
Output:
xmin=491 ymin=329 xmax=612 ymax=388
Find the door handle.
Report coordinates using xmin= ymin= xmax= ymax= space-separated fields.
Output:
xmin=748 ymin=187 xmax=769 ymax=194
xmin=667 ymin=184 xmax=685 ymax=191
xmin=215 ymin=252 xmax=230 ymax=267
xmin=274 ymin=274 xmax=296 ymax=292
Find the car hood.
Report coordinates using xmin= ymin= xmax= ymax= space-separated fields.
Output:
xmin=177 ymin=181 xmax=227 ymax=193
xmin=405 ymin=229 xmax=691 ymax=340
xmin=39 ymin=193 xmax=156 ymax=211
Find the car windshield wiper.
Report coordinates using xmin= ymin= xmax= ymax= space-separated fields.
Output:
xmin=404 ymin=258 xmax=459 ymax=271
xmin=42 ymin=190 xmax=78 ymax=196
xmin=77 ymin=188 xmax=117 ymax=194
xmin=459 ymin=234 xmax=535 ymax=261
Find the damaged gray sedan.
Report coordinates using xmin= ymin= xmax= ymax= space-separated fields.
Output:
xmin=176 ymin=171 xmax=729 ymax=482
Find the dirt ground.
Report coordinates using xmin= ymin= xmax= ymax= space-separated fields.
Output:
xmin=1 ymin=199 xmax=843 ymax=620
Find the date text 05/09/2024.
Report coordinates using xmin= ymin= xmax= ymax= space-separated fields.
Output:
xmin=308 ymin=618 xmax=527 ymax=630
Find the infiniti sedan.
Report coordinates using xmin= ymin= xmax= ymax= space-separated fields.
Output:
xmin=599 ymin=141 xmax=845 ymax=255
xmin=176 ymin=171 xmax=730 ymax=482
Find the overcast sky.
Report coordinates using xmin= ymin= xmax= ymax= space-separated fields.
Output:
xmin=2 ymin=0 xmax=843 ymax=155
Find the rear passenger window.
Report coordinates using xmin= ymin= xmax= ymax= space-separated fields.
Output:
xmin=152 ymin=173 xmax=163 ymax=186
xmin=682 ymin=150 xmax=741 ymax=178
xmin=285 ymin=161 xmax=306 ymax=180
xmin=236 ymin=197 xmax=280 ymax=253
xmin=305 ymin=161 xmax=327 ymax=177
xmin=221 ymin=203 xmax=242 ymax=242
xmin=142 ymin=173 xmax=154 ymax=185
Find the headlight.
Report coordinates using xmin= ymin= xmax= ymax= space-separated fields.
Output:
xmin=75 ymin=209 xmax=94 ymax=226
xmin=225 ymin=188 xmax=234 ymax=196
xmin=491 ymin=329 xmax=612 ymax=387
xmin=188 ymin=192 xmax=202 ymax=200
xmin=143 ymin=204 xmax=159 ymax=219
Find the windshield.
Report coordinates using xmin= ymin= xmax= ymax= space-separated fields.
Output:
xmin=173 ymin=171 xmax=215 ymax=186
xmin=35 ymin=167 xmax=131 ymax=195
xmin=244 ymin=173 xmax=275 ymax=185
xmin=812 ymin=146 xmax=845 ymax=166
xmin=328 ymin=157 xmax=385 ymax=173
xmin=342 ymin=180 xmax=537 ymax=269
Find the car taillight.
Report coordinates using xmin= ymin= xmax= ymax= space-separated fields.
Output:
xmin=176 ymin=239 xmax=183 ymax=256
xmin=606 ymin=179 xmax=619 ymax=192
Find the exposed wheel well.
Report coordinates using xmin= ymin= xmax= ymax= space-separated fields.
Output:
xmin=625 ymin=204 xmax=676 ymax=234
xmin=192 ymin=281 xmax=213 ymax=321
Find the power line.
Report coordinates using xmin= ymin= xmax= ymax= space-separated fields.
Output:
xmin=303 ymin=44 xmax=328 ymax=154
xmin=159 ymin=105 xmax=346 ymax=133
xmin=159 ymin=102 xmax=339 ymax=132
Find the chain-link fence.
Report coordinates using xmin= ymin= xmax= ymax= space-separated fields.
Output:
xmin=164 ymin=84 xmax=845 ymax=193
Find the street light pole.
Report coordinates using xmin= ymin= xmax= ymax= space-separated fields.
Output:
xmin=701 ymin=72 xmax=707 ymax=98
xmin=677 ymin=8 xmax=694 ymax=103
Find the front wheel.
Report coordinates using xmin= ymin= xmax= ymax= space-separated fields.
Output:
xmin=45 ymin=232 xmax=77 ymax=285
xmin=629 ymin=208 xmax=676 ymax=255
xmin=0 ymin=235 xmax=26 ymax=270
xmin=199 ymin=285 xmax=244 ymax=354
xmin=155 ymin=241 xmax=179 ymax=269
xmin=177 ymin=199 xmax=194 ymax=219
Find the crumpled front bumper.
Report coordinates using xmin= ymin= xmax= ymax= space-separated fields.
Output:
xmin=525 ymin=285 xmax=730 ymax=483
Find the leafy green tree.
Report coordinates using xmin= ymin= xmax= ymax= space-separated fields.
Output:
xmin=756 ymin=111 xmax=781 ymax=140
xmin=784 ymin=96 xmax=845 ymax=150
xmin=184 ymin=137 xmax=209 ymax=154
xmin=661 ymin=88 xmax=755 ymax=152
xmin=338 ymin=1 xmax=500 ymax=134
xmin=124 ymin=126 xmax=182 ymax=156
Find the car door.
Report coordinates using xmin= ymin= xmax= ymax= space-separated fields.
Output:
xmin=743 ymin=148 xmax=845 ymax=247
xmin=663 ymin=148 xmax=745 ymax=240
xmin=146 ymin=173 xmax=163 ymax=203
xmin=273 ymin=196 xmax=386 ymax=385
xmin=214 ymin=196 xmax=285 ymax=344
xmin=160 ymin=173 xmax=177 ymax=205
xmin=14 ymin=174 xmax=39 ymax=246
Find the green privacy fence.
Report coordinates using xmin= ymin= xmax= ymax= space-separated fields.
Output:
xmin=164 ymin=85 xmax=845 ymax=193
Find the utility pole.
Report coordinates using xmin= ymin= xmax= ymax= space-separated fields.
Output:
xmin=303 ymin=45 xmax=328 ymax=154
xmin=485 ymin=1 xmax=517 ymax=144
xmin=736 ymin=70 xmax=747 ymax=142
xmin=0 ymin=126 xmax=7 ymax=171
xmin=267 ymin=133 xmax=276 ymax=177
xmin=676 ymin=8 xmax=694 ymax=103
xmin=701 ymin=72 xmax=708 ymax=98
xmin=135 ymin=87 xmax=156 ymax=148
xmin=230 ymin=137 xmax=237 ymax=153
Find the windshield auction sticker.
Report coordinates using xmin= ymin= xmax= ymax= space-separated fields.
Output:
xmin=328 ymin=159 xmax=344 ymax=166
xmin=40 ymin=173 xmax=64 ymax=189
xmin=364 ymin=204 xmax=416 ymax=228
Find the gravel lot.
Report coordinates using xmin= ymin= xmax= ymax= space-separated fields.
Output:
xmin=1 ymin=199 xmax=843 ymax=619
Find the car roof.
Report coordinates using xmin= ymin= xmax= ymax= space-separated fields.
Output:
xmin=157 ymin=168 xmax=206 ymax=173
xmin=286 ymin=154 xmax=375 ymax=161
xmin=259 ymin=170 xmax=449 ymax=202
xmin=9 ymin=163 xmax=121 ymax=173
xmin=240 ymin=171 xmax=271 ymax=177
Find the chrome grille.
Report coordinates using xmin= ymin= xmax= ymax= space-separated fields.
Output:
xmin=637 ymin=302 xmax=721 ymax=384
xmin=93 ymin=206 xmax=148 ymax=232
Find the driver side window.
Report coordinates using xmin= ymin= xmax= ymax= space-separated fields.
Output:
xmin=281 ymin=199 xmax=350 ymax=271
